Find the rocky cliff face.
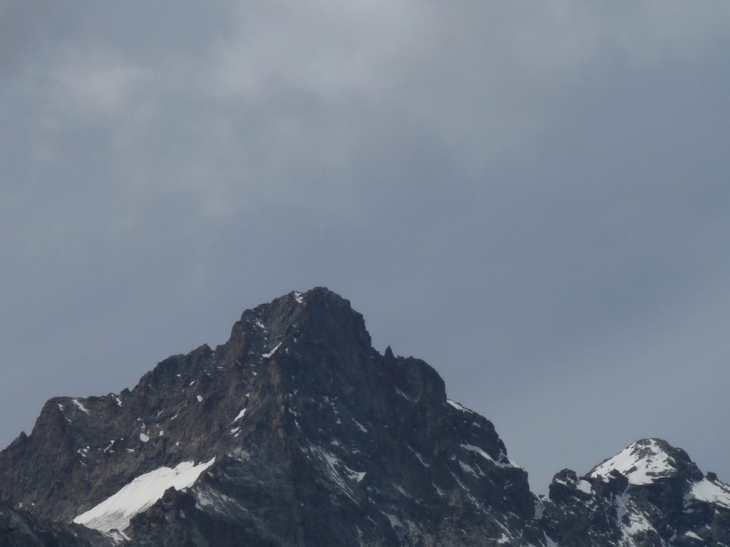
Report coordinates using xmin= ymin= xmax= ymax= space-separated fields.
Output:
xmin=0 ymin=288 xmax=540 ymax=546
xmin=0 ymin=288 xmax=728 ymax=546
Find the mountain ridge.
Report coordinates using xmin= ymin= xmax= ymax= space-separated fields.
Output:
xmin=0 ymin=287 xmax=727 ymax=546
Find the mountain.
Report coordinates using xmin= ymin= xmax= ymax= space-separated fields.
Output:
xmin=541 ymin=438 xmax=730 ymax=546
xmin=0 ymin=287 xmax=727 ymax=546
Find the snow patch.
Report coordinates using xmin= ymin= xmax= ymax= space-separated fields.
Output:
xmin=105 ymin=529 xmax=129 ymax=544
xmin=74 ymin=458 xmax=215 ymax=533
xmin=407 ymin=445 xmax=430 ymax=467
xmin=73 ymin=399 xmax=90 ymax=414
xmin=394 ymin=484 xmax=412 ymax=498
xmin=197 ymin=395 xmax=203 ymax=403
xmin=576 ymin=480 xmax=592 ymax=494
xmin=446 ymin=399 xmax=471 ymax=412
xmin=139 ymin=433 xmax=149 ymax=443
xmin=459 ymin=460 xmax=482 ymax=478
xmin=688 ymin=478 xmax=730 ymax=508
xmin=385 ymin=513 xmax=403 ymax=529
xmin=347 ymin=469 xmax=366 ymax=483
xmin=233 ymin=408 xmax=246 ymax=423
xmin=194 ymin=484 xmax=247 ymax=516
xmin=460 ymin=443 xmax=521 ymax=469
xmin=262 ymin=343 xmax=282 ymax=358
xmin=615 ymin=492 xmax=654 ymax=540
xmin=307 ymin=444 xmax=364 ymax=501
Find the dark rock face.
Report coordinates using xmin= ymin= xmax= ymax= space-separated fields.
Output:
xmin=0 ymin=288 xmax=540 ymax=546
xmin=0 ymin=288 xmax=728 ymax=546
xmin=0 ymin=502 xmax=115 ymax=547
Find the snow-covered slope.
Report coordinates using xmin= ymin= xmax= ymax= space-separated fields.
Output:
xmin=73 ymin=458 xmax=215 ymax=533
xmin=589 ymin=438 xmax=676 ymax=485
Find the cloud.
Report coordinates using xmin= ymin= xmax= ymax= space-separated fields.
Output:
xmin=50 ymin=49 xmax=153 ymax=123
xmin=1 ymin=0 xmax=730 ymax=495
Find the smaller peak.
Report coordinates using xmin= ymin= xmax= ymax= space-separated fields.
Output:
xmin=549 ymin=469 xmax=593 ymax=502
xmin=588 ymin=438 xmax=693 ymax=486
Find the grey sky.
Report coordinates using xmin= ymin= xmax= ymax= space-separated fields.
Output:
xmin=2 ymin=1 xmax=730 ymax=494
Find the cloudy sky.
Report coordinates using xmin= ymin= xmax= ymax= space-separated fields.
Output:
xmin=2 ymin=1 xmax=730 ymax=494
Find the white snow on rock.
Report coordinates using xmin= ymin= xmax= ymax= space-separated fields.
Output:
xmin=233 ymin=409 xmax=246 ymax=423
xmin=73 ymin=399 xmax=91 ymax=414
xmin=589 ymin=439 xmax=674 ymax=485
xmin=293 ymin=291 xmax=304 ymax=304
xmin=446 ymin=399 xmax=471 ymax=413
xmin=460 ymin=444 xmax=522 ymax=469
xmin=346 ymin=469 xmax=366 ymax=483
xmin=687 ymin=478 xmax=730 ymax=508
xmin=262 ymin=343 xmax=282 ymax=359
xmin=576 ymin=480 xmax=592 ymax=494
xmin=459 ymin=460 xmax=482 ymax=478
xmin=614 ymin=492 xmax=655 ymax=541
xmin=197 ymin=395 xmax=203 ymax=403
xmin=139 ymin=433 xmax=149 ymax=443
xmin=73 ymin=458 xmax=215 ymax=533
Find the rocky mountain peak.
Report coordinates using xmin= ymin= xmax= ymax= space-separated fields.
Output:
xmin=1 ymin=289 xmax=729 ymax=546
xmin=226 ymin=287 xmax=371 ymax=359
xmin=541 ymin=438 xmax=730 ymax=547
xmin=0 ymin=288 xmax=540 ymax=546
xmin=588 ymin=438 xmax=702 ymax=486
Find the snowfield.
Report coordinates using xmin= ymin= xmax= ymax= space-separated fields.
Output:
xmin=73 ymin=458 xmax=215 ymax=533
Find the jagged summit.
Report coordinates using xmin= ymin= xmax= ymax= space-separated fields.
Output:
xmin=588 ymin=438 xmax=702 ymax=486
xmin=0 ymin=288 xmax=538 ymax=546
xmin=1 ymin=288 xmax=729 ymax=546
xmin=226 ymin=287 xmax=372 ymax=359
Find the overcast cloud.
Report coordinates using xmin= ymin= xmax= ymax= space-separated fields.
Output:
xmin=2 ymin=1 xmax=730 ymax=493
